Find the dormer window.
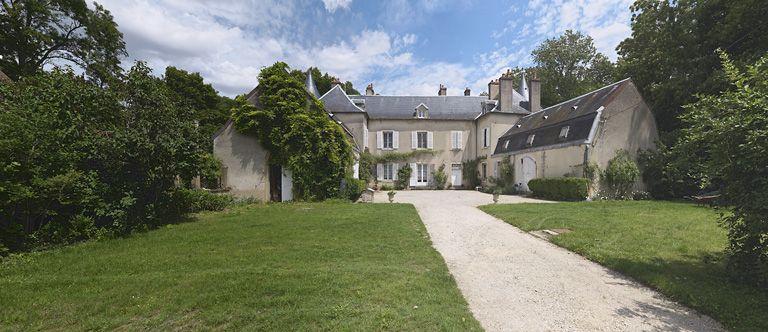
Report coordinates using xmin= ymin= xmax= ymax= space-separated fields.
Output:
xmin=415 ymin=103 xmax=429 ymax=119
xmin=559 ymin=126 xmax=570 ymax=140
xmin=526 ymin=134 xmax=535 ymax=147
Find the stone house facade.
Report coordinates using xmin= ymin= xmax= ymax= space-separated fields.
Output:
xmin=214 ymin=69 xmax=658 ymax=200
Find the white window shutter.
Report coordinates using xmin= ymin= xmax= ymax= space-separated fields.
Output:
xmin=376 ymin=131 xmax=383 ymax=149
xmin=409 ymin=163 xmax=417 ymax=187
xmin=457 ymin=131 xmax=463 ymax=150
xmin=363 ymin=127 xmax=369 ymax=149
xmin=411 ymin=131 xmax=417 ymax=149
xmin=393 ymin=163 xmax=398 ymax=180
xmin=377 ymin=164 xmax=383 ymax=180
xmin=427 ymin=131 xmax=434 ymax=149
xmin=393 ymin=131 xmax=399 ymax=149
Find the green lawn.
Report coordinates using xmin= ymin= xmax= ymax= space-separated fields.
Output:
xmin=480 ymin=201 xmax=768 ymax=332
xmin=1 ymin=202 xmax=481 ymax=331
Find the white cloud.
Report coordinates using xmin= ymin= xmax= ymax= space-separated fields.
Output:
xmin=321 ymin=0 xmax=353 ymax=13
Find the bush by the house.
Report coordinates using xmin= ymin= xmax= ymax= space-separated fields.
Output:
xmin=489 ymin=157 xmax=516 ymax=194
xmin=379 ymin=184 xmax=394 ymax=191
xmin=395 ymin=164 xmax=412 ymax=190
xmin=462 ymin=157 xmax=483 ymax=189
xmin=600 ymin=150 xmax=640 ymax=199
xmin=0 ymin=65 xmax=210 ymax=253
xmin=433 ymin=164 xmax=448 ymax=189
xmin=528 ymin=177 xmax=589 ymax=201
xmin=168 ymin=189 xmax=234 ymax=214
xmin=341 ymin=176 xmax=366 ymax=201
xmin=678 ymin=51 xmax=768 ymax=286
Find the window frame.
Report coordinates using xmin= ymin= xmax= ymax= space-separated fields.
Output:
xmin=558 ymin=126 xmax=570 ymax=140
xmin=416 ymin=164 xmax=429 ymax=183
xmin=417 ymin=131 xmax=428 ymax=149
xmin=483 ymin=127 xmax=490 ymax=148
xmin=383 ymin=131 xmax=394 ymax=149
xmin=383 ymin=163 xmax=394 ymax=180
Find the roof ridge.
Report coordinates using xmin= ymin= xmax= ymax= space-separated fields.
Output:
xmin=521 ymin=78 xmax=631 ymax=118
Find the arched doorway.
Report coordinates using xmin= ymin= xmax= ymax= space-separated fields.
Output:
xmin=520 ymin=156 xmax=536 ymax=192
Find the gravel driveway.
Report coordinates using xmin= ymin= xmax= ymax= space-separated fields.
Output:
xmin=377 ymin=190 xmax=724 ymax=332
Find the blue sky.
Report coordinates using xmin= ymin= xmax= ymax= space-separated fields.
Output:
xmin=96 ymin=0 xmax=634 ymax=96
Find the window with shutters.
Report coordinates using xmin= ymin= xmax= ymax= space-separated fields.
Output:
xmin=451 ymin=131 xmax=462 ymax=150
xmin=416 ymin=164 xmax=428 ymax=183
xmin=417 ymin=131 xmax=428 ymax=149
xmin=383 ymin=131 xmax=394 ymax=149
xmin=383 ymin=163 xmax=394 ymax=180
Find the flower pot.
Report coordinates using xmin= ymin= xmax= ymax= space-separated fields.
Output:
xmin=493 ymin=193 xmax=500 ymax=203
xmin=387 ymin=192 xmax=396 ymax=203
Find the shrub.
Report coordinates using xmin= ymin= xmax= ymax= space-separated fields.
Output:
xmin=637 ymin=145 xmax=703 ymax=199
xmin=379 ymin=184 xmax=394 ymax=191
xmin=600 ymin=150 xmax=640 ymax=199
xmin=395 ymin=164 xmax=412 ymax=190
xmin=169 ymin=189 xmax=234 ymax=214
xmin=489 ymin=157 xmax=516 ymax=194
xmin=528 ymin=177 xmax=589 ymax=201
xmin=341 ymin=176 xmax=366 ymax=201
xmin=433 ymin=164 xmax=448 ymax=189
xmin=462 ymin=157 xmax=483 ymax=189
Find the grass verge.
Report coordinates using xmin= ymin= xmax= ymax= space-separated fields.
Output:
xmin=480 ymin=200 xmax=767 ymax=332
xmin=1 ymin=202 xmax=481 ymax=331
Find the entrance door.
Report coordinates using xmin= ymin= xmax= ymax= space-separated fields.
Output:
xmin=451 ymin=164 xmax=462 ymax=188
xmin=521 ymin=157 xmax=536 ymax=192
xmin=269 ymin=164 xmax=282 ymax=202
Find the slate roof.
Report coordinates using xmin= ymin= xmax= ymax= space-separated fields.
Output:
xmin=0 ymin=69 xmax=11 ymax=83
xmin=493 ymin=78 xmax=632 ymax=155
xmin=319 ymin=85 xmax=365 ymax=114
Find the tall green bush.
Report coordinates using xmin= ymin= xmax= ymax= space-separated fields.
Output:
xmin=600 ymin=150 xmax=640 ymax=199
xmin=433 ymin=164 xmax=448 ymax=190
xmin=679 ymin=51 xmax=768 ymax=285
xmin=462 ymin=157 xmax=484 ymax=189
xmin=0 ymin=64 xmax=210 ymax=252
xmin=232 ymin=62 xmax=353 ymax=201
xmin=489 ymin=157 xmax=516 ymax=194
xmin=395 ymin=164 xmax=412 ymax=190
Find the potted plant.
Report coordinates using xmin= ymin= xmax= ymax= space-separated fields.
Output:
xmin=387 ymin=190 xmax=396 ymax=203
xmin=492 ymin=188 xmax=502 ymax=203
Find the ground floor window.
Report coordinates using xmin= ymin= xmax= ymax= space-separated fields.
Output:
xmin=481 ymin=163 xmax=487 ymax=179
xmin=417 ymin=164 xmax=428 ymax=183
xmin=383 ymin=163 xmax=394 ymax=180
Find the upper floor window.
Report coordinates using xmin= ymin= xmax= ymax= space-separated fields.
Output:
xmin=415 ymin=103 xmax=429 ymax=119
xmin=483 ymin=127 xmax=490 ymax=148
xmin=451 ymin=131 xmax=463 ymax=150
xmin=559 ymin=126 xmax=570 ymax=140
xmin=383 ymin=131 xmax=394 ymax=149
xmin=504 ymin=139 xmax=510 ymax=150
xmin=417 ymin=131 xmax=428 ymax=149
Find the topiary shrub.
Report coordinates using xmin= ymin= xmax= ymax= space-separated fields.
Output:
xmin=601 ymin=150 xmax=640 ymax=199
xmin=433 ymin=164 xmax=448 ymax=189
xmin=528 ymin=177 xmax=589 ymax=201
xmin=395 ymin=164 xmax=412 ymax=190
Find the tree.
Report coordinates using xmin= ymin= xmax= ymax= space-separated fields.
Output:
xmin=0 ymin=0 xmax=127 ymax=82
xmin=617 ymin=0 xmax=768 ymax=138
xmin=163 ymin=66 xmax=233 ymax=150
xmin=678 ymin=51 xmax=768 ymax=285
xmin=531 ymin=30 xmax=616 ymax=107
xmin=232 ymin=62 xmax=353 ymax=200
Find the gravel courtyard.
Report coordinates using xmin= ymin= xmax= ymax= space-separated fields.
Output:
xmin=377 ymin=190 xmax=724 ymax=332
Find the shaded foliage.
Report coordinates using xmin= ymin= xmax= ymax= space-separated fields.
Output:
xmin=600 ymin=150 xmax=640 ymax=199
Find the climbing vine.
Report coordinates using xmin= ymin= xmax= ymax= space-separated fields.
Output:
xmin=231 ymin=62 xmax=353 ymax=200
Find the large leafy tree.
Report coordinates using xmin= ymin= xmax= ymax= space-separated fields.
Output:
xmin=0 ymin=0 xmax=126 ymax=82
xmin=617 ymin=0 xmax=768 ymax=138
xmin=531 ymin=30 xmax=616 ymax=107
xmin=163 ymin=66 xmax=234 ymax=149
xmin=678 ymin=52 xmax=768 ymax=285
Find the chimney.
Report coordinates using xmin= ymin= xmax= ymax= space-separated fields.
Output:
xmin=529 ymin=71 xmax=541 ymax=112
xmin=365 ymin=83 xmax=375 ymax=96
xmin=488 ymin=79 xmax=499 ymax=100
xmin=498 ymin=69 xmax=515 ymax=112
xmin=464 ymin=87 xmax=471 ymax=96
xmin=438 ymin=84 xmax=447 ymax=96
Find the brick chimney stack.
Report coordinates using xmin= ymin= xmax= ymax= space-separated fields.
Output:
xmin=529 ymin=71 xmax=541 ymax=112
xmin=365 ymin=83 xmax=375 ymax=96
xmin=438 ymin=84 xmax=447 ymax=96
xmin=499 ymin=69 xmax=515 ymax=112
xmin=464 ymin=87 xmax=471 ymax=96
xmin=488 ymin=79 xmax=499 ymax=100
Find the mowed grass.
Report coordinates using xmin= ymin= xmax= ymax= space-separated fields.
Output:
xmin=480 ymin=201 xmax=768 ymax=331
xmin=1 ymin=202 xmax=481 ymax=331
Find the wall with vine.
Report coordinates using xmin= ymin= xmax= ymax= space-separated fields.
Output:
xmin=231 ymin=62 xmax=353 ymax=200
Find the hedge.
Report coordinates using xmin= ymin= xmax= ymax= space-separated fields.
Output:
xmin=527 ymin=177 xmax=589 ymax=201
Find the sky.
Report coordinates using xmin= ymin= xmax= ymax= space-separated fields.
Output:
xmin=95 ymin=0 xmax=634 ymax=97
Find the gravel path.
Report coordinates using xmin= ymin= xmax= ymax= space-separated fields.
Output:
xmin=377 ymin=190 xmax=724 ymax=332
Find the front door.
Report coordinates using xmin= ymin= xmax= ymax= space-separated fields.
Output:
xmin=269 ymin=164 xmax=282 ymax=202
xmin=451 ymin=164 xmax=462 ymax=188
xmin=521 ymin=157 xmax=536 ymax=192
